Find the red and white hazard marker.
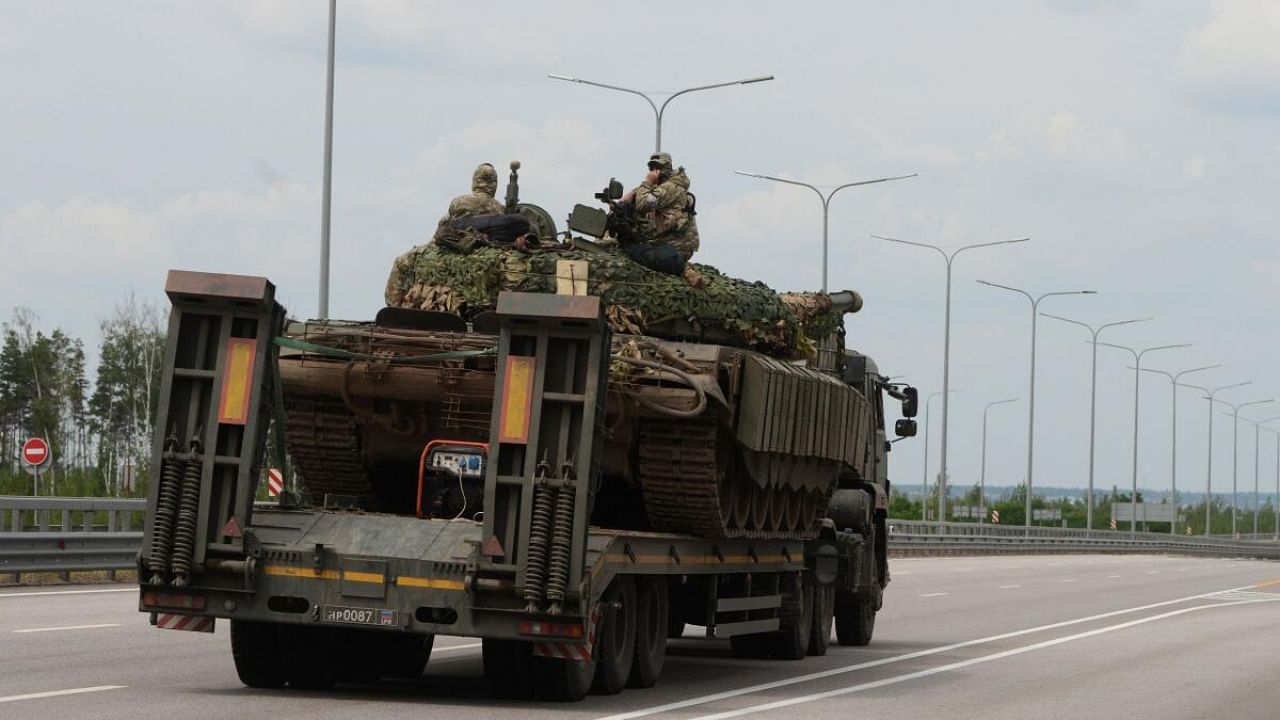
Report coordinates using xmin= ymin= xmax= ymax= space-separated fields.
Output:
xmin=267 ymin=468 xmax=284 ymax=497
xmin=21 ymin=437 xmax=50 ymax=468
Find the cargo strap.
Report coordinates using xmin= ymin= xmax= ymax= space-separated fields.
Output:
xmin=273 ymin=336 xmax=496 ymax=363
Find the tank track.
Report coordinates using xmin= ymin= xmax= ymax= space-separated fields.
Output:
xmin=283 ymin=398 xmax=376 ymax=505
xmin=637 ymin=419 xmax=826 ymax=540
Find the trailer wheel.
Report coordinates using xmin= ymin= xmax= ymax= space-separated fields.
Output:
xmin=483 ymin=639 xmax=534 ymax=699
xmin=766 ymin=583 xmax=812 ymax=660
xmin=729 ymin=631 xmax=770 ymax=659
xmin=282 ymin=625 xmax=338 ymax=690
xmin=808 ymin=585 xmax=835 ymax=656
xmin=381 ymin=633 xmax=434 ymax=679
xmin=592 ymin=576 xmax=637 ymax=695
xmin=835 ymin=600 xmax=876 ymax=646
xmin=230 ymin=620 xmax=288 ymax=689
xmin=628 ymin=576 xmax=669 ymax=688
xmin=532 ymin=653 xmax=598 ymax=702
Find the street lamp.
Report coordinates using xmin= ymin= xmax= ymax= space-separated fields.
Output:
xmin=1240 ymin=416 xmax=1280 ymax=536
xmin=1096 ymin=342 xmax=1189 ymax=534
xmin=980 ymin=398 xmax=1019 ymax=523
xmin=1040 ymin=313 xmax=1151 ymax=531
xmin=877 ymin=237 xmax=1029 ymax=525
xmin=921 ymin=390 xmax=958 ymax=520
xmin=547 ymin=73 xmax=774 ymax=152
xmin=736 ymin=172 xmax=916 ymax=293
xmin=978 ymin=281 xmax=1095 ymax=528
xmin=318 ymin=0 xmax=337 ymax=320
xmin=1216 ymin=399 xmax=1276 ymax=535
xmin=1179 ymin=381 xmax=1251 ymax=535
xmin=1137 ymin=364 xmax=1221 ymax=535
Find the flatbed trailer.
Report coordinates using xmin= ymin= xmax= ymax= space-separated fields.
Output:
xmin=137 ymin=271 xmax=899 ymax=701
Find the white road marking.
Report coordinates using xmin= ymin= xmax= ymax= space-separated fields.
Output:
xmin=0 ymin=588 xmax=133 ymax=599
xmin=0 ymin=686 xmax=126 ymax=704
xmin=918 ymin=592 xmax=949 ymax=598
xmin=1107 ymin=575 xmax=1121 ymax=578
xmin=433 ymin=642 xmax=482 ymax=653
xmin=1060 ymin=579 xmax=1076 ymax=583
xmin=689 ymin=599 xmax=1269 ymax=719
xmin=13 ymin=623 xmax=121 ymax=634
xmin=997 ymin=585 xmax=1021 ymax=589
xmin=1147 ymin=571 xmax=1160 ymax=575
xmin=596 ymin=582 xmax=1264 ymax=720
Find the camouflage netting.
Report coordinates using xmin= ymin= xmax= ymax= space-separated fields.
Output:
xmin=385 ymin=239 xmax=844 ymax=358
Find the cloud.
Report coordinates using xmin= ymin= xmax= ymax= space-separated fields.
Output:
xmin=1180 ymin=0 xmax=1280 ymax=110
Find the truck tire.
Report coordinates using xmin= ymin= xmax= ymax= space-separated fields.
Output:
xmin=230 ymin=620 xmax=288 ymax=689
xmin=483 ymin=639 xmax=534 ymax=699
xmin=533 ymin=653 xmax=598 ymax=702
xmin=628 ymin=576 xmax=669 ymax=688
xmin=835 ymin=600 xmax=876 ymax=646
xmin=381 ymin=633 xmax=434 ymax=679
xmin=592 ymin=576 xmax=637 ymax=695
xmin=729 ymin=632 xmax=770 ymax=659
xmin=282 ymin=625 xmax=338 ymax=690
xmin=808 ymin=585 xmax=835 ymax=656
xmin=766 ymin=583 xmax=813 ymax=660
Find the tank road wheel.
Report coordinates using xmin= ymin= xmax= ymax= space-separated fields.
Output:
xmin=282 ymin=625 xmax=338 ymax=690
xmin=592 ymin=576 xmax=637 ymax=695
xmin=381 ymin=633 xmax=434 ymax=679
xmin=766 ymin=582 xmax=813 ymax=660
xmin=808 ymin=584 xmax=835 ymax=657
xmin=230 ymin=620 xmax=288 ymax=689
xmin=483 ymin=639 xmax=534 ymax=699
xmin=835 ymin=600 xmax=876 ymax=647
xmin=718 ymin=469 xmax=737 ymax=529
xmin=732 ymin=477 xmax=753 ymax=530
xmin=629 ymin=576 xmax=669 ymax=689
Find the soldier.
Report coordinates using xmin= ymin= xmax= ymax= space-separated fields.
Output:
xmin=442 ymin=163 xmax=505 ymax=222
xmin=620 ymin=152 xmax=704 ymax=286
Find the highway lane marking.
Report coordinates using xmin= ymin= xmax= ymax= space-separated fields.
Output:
xmin=597 ymin=582 xmax=1267 ymax=720
xmin=1254 ymin=578 xmax=1280 ymax=589
xmin=1107 ymin=575 xmax=1121 ymax=578
xmin=0 ymin=588 xmax=133 ymax=598
xmin=688 ymin=599 xmax=1272 ymax=719
xmin=918 ymin=592 xmax=949 ymax=598
xmin=13 ymin=623 xmax=122 ymax=634
xmin=0 ymin=685 xmax=126 ymax=704
xmin=1060 ymin=579 xmax=1076 ymax=583
xmin=997 ymin=585 xmax=1021 ymax=589
xmin=433 ymin=642 xmax=482 ymax=653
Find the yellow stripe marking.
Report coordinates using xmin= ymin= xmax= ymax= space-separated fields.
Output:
xmin=603 ymin=554 xmax=793 ymax=566
xmin=264 ymin=566 xmax=340 ymax=580
xmin=396 ymin=576 xmax=465 ymax=591
xmin=342 ymin=571 xmax=385 ymax=584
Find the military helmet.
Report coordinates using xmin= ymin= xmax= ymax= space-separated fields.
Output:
xmin=648 ymin=152 xmax=673 ymax=172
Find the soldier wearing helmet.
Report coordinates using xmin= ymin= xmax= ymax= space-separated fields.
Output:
xmin=619 ymin=152 xmax=703 ymax=285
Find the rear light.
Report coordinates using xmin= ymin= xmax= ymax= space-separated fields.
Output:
xmin=518 ymin=619 xmax=585 ymax=639
xmin=142 ymin=592 xmax=207 ymax=611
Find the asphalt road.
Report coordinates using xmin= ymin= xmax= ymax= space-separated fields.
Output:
xmin=2 ymin=554 xmax=1278 ymax=720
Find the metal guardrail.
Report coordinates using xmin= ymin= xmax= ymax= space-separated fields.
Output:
xmin=0 ymin=496 xmax=146 ymax=577
xmin=887 ymin=519 xmax=1280 ymax=559
xmin=4 ymin=499 xmax=1279 ymax=578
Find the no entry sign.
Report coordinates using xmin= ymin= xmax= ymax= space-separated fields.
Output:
xmin=21 ymin=437 xmax=50 ymax=468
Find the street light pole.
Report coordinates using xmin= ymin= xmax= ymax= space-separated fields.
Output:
xmin=1137 ymin=364 xmax=1220 ymax=535
xmin=921 ymin=390 xmax=957 ymax=520
xmin=1096 ymin=342 xmax=1190 ymax=534
xmin=1212 ymin=397 xmax=1273 ymax=536
xmin=877 ymin=237 xmax=1028 ymax=525
xmin=318 ymin=0 xmax=337 ymax=320
xmin=1040 ymin=313 xmax=1151 ymax=530
xmin=548 ymin=74 xmax=774 ymax=152
xmin=978 ymin=282 xmax=1095 ymax=528
xmin=1180 ymin=382 xmax=1251 ymax=534
xmin=736 ymin=172 xmax=916 ymax=293
xmin=981 ymin=398 xmax=1019 ymax=523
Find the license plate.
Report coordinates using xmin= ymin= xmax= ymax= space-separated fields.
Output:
xmin=321 ymin=605 xmax=398 ymax=627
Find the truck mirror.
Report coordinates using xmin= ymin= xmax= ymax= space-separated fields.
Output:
xmin=901 ymin=387 xmax=918 ymax=418
xmin=895 ymin=418 xmax=918 ymax=438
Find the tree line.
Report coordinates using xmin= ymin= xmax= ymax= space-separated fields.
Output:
xmin=0 ymin=296 xmax=165 ymax=497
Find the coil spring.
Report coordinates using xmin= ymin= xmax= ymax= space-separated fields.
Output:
xmin=544 ymin=484 xmax=576 ymax=615
xmin=147 ymin=437 xmax=182 ymax=585
xmin=170 ymin=438 xmax=203 ymax=587
xmin=523 ymin=480 xmax=555 ymax=612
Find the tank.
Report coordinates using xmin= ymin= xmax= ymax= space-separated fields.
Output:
xmin=277 ymin=170 xmax=881 ymax=541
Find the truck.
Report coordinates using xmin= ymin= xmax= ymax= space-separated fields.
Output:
xmin=136 ymin=260 xmax=917 ymax=701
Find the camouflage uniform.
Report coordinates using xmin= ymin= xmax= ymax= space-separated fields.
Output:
xmin=435 ymin=163 xmax=505 ymax=238
xmin=632 ymin=153 xmax=700 ymax=261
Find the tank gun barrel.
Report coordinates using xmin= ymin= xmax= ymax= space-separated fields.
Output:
xmin=827 ymin=290 xmax=864 ymax=314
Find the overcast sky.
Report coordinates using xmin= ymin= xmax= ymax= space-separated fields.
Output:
xmin=2 ymin=0 xmax=1278 ymax=502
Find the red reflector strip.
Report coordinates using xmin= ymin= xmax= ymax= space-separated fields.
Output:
xmin=155 ymin=613 xmax=215 ymax=633
xmin=142 ymin=592 xmax=207 ymax=611
xmin=518 ymin=619 xmax=585 ymax=639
